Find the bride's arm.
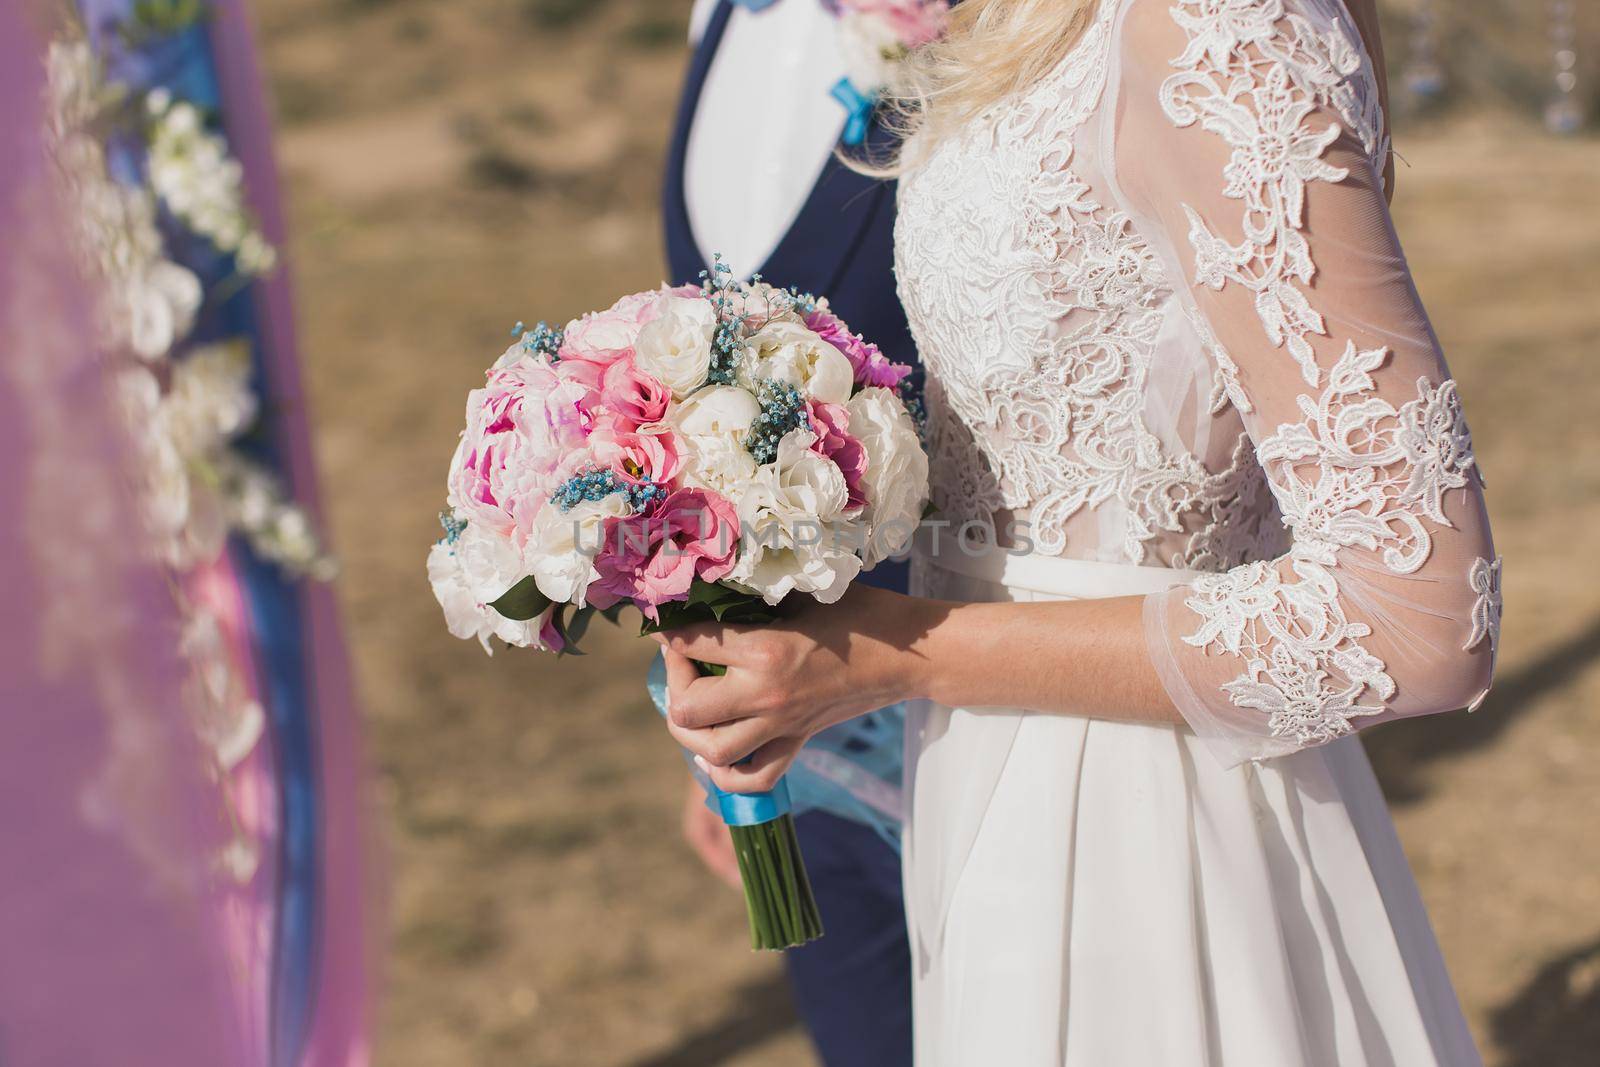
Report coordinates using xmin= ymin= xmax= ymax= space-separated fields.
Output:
xmin=665 ymin=505 xmax=1494 ymax=799
xmin=655 ymin=585 xmax=1178 ymax=792
xmin=662 ymin=0 xmax=1498 ymax=794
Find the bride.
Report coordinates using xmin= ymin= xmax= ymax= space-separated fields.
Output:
xmin=656 ymin=0 xmax=1499 ymax=1062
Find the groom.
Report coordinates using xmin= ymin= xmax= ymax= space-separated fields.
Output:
xmin=663 ymin=1 xmax=918 ymax=1063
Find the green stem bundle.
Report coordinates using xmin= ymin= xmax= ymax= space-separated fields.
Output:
xmin=727 ymin=814 xmax=823 ymax=950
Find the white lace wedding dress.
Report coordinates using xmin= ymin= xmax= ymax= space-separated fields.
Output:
xmin=893 ymin=0 xmax=1501 ymax=1062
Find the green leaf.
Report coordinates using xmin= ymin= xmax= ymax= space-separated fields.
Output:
xmin=687 ymin=579 xmax=746 ymax=609
xmin=489 ymin=576 xmax=552 ymax=621
xmin=556 ymin=605 xmax=597 ymax=653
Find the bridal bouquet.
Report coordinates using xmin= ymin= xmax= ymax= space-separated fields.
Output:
xmin=428 ymin=263 xmax=928 ymax=949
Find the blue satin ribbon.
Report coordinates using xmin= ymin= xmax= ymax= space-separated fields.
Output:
xmin=728 ymin=0 xmax=782 ymax=10
xmin=714 ymin=777 xmax=793 ymax=826
xmin=831 ymin=77 xmax=877 ymax=146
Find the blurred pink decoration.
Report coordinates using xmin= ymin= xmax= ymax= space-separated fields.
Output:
xmin=0 ymin=10 xmax=258 ymax=1065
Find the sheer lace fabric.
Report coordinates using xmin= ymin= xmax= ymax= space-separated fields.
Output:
xmin=894 ymin=0 xmax=1499 ymax=765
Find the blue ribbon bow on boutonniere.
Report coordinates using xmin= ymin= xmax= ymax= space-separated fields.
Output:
xmin=830 ymin=76 xmax=877 ymax=146
xmin=729 ymin=0 xmax=952 ymax=147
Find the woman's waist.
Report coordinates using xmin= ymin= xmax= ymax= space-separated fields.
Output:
xmin=910 ymin=526 xmax=1202 ymax=602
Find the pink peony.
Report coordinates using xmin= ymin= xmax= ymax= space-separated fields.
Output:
xmin=448 ymin=350 xmax=589 ymax=538
xmin=807 ymin=401 xmax=870 ymax=513
xmin=559 ymin=291 xmax=656 ymax=365
xmin=805 ymin=307 xmax=912 ymax=391
xmin=595 ymin=357 xmax=671 ymax=431
xmin=587 ymin=488 xmax=740 ymax=620
xmin=558 ymin=284 xmax=703 ymax=366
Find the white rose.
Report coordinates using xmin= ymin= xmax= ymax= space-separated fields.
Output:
xmin=846 ymin=387 xmax=929 ymax=568
xmin=526 ymin=493 xmax=632 ymax=606
xmin=634 ymin=293 xmax=716 ymax=398
xmin=738 ymin=320 xmax=854 ymax=405
xmin=727 ymin=429 xmax=862 ymax=604
xmin=428 ymin=524 xmax=545 ymax=654
xmin=667 ymin=385 xmax=762 ymax=498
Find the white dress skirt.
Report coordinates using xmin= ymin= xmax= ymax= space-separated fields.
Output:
xmin=903 ymin=550 xmax=1483 ymax=1067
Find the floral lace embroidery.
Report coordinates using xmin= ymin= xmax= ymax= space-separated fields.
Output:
xmin=1184 ymin=556 xmax=1391 ymax=746
xmin=1172 ymin=431 xmax=1289 ymax=571
xmin=1465 ymin=555 xmax=1502 ymax=655
xmin=1256 ymin=343 xmax=1479 ymax=574
xmin=897 ymin=0 xmax=1277 ymax=564
xmin=1159 ymin=0 xmax=1387 ymax=385
xmin=1183 ymin=342 xmax=1481 ymax=746
xmin=1185 ymin=300 xmax=1252 ymax=415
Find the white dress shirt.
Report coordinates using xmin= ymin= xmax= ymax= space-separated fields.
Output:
xmin=684 ymin=0 xmax=848 ymax=280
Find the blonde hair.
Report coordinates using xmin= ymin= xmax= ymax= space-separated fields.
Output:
xmin=868 ymin=0 xmax=1098 ymax=174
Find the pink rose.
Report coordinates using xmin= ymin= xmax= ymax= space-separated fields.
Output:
xmin=590 ymin=426 xmax=682 ymax=486
xmin=587 ymin=488 xmax=740 ymax=620
xmin=807 ymin=401 xmax=869 ymax=513
xmin=805 ymin=307 xmax=912 ymax=391
xmin=595 ymin=357 xmax=671 ymax=431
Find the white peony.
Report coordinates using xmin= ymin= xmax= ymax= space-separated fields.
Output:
xmin=526 ymin=493 xmax=632 ymax=606
xmin=669 ymin=383 xmax=760 ymax=437
xmin=679 ymin=436 xmax=760 ymax=501
xmin=738 ymin=320 xmax=854 ymax=405
xmin=667 ymin=385 xmax=761 ymax=498
xmin=728 ymin=429 xmax=863 ymax=604
xmin=724 ymin=282 xmax=804 ymax=331
xmin=634 ymin=293 xmax=716 ymax=398
xmin=428 ymin=522 xmax=546 ymax=654
xmin=846 ymin=387 xmax=929 ymax=568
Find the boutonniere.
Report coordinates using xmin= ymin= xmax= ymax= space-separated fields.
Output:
xmin=824 ymin=0 xmax=950 ymax=144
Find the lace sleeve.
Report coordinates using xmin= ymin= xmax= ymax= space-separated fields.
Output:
xmin=1109 ymin=0 xmax=1500 ymax=764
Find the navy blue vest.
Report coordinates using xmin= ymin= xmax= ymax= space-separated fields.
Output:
xmin=663 ymin=1 xmax=920 ymax=591
xmin=662 ymin=0 xmax=916 ymax=371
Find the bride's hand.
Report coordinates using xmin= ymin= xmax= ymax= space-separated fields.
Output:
xmin=654 ymin=584 xmax=931 ymax=794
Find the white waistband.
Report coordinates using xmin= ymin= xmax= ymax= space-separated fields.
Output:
xmin=912 ymin=528 xmax=1204 ymax=599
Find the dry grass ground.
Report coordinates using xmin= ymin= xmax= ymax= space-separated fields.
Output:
xmin=256 ymin=2 xmax=1600 ymax=1063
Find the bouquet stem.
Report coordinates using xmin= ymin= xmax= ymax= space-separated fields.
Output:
xmin=678 ymin=656 xmax=823 ymax=950
xmin=727 ymin=809 xmax=823 ymax=950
